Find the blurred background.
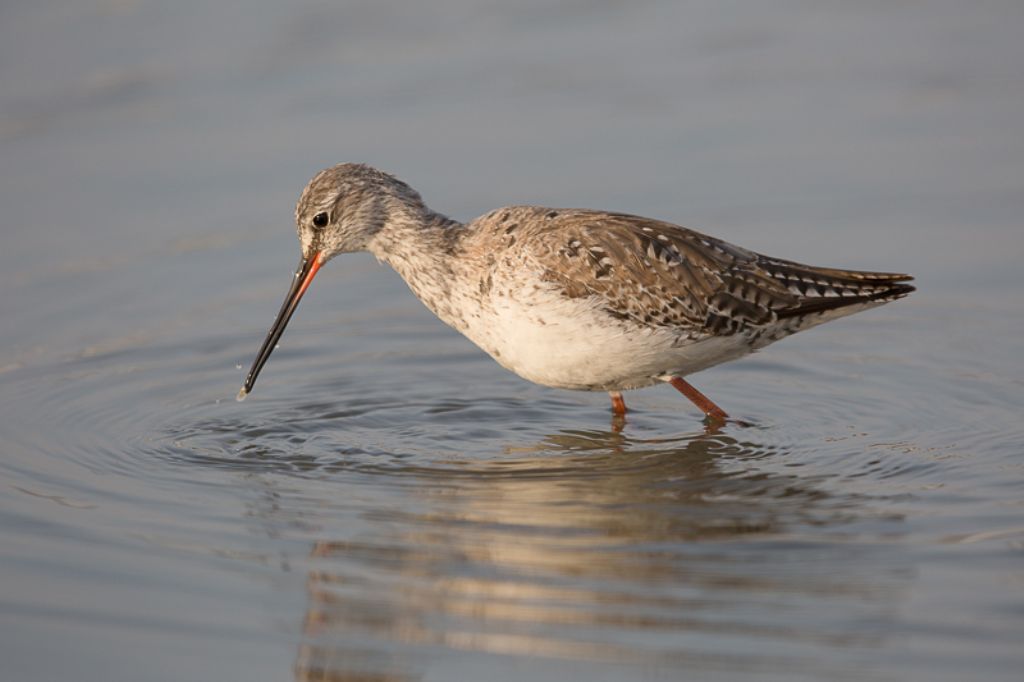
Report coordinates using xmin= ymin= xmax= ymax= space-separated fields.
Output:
xmin=1 ymin=2 xmax=1022 ymax=681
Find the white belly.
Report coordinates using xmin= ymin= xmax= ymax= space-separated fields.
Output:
xmin=452 ymin=285 xmax=750 ymax=391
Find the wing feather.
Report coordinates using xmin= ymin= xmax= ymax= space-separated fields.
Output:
xmin=475 ymin=207 xmax=914 ymax=339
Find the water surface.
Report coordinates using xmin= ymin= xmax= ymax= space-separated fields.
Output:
xmin=2 ymin=2 xmax=1023 ymax=681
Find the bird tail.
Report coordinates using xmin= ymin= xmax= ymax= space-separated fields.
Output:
xmin=757 ymin=256 xmax=915 ymax=331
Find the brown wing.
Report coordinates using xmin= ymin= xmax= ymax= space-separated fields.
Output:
xmin=503 ymin=208 xmax=913 ymax=338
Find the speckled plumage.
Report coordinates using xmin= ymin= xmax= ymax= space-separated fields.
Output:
xmin=240 ymin=163 xmax=914 ymax=419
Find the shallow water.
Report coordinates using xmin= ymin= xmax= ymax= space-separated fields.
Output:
xmin=2 ymin=2 xmax=1023 ymax=681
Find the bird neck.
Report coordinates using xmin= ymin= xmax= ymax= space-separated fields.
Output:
xmin=367 ymin=205 xmax=466 ymax=292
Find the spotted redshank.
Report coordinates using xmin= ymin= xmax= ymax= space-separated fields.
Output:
xmin=238 ymin=164 xmax=914 ymax=420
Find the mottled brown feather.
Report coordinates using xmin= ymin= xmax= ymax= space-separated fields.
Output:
xmin=473 ymin=207 xmax=914 ymax=341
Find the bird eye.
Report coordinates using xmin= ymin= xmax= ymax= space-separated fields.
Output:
xmin=312 ymin=212 xmax=329 ymax=228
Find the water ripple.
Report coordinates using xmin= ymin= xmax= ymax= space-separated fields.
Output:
xmin=2 ymin=310 xmax=1022 ymax=682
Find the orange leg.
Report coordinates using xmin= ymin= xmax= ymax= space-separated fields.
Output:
xmin=609 ymin=391 xmax=627 ymax=416
xmin=668 ymin=377 xmax=729 ymax=420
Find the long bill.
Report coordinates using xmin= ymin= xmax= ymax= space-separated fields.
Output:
xmin=237 ymin=252 xmax=322 ymax=401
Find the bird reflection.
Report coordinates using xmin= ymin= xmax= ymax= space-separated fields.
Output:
xmin=290 ymin=428 xmax=906 ymax=681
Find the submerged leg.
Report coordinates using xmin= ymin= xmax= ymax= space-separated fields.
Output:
xmin=667 ymin=376 xmax=729 ymax=420
xmin=609 ymin=391 xmax=627 ymax=416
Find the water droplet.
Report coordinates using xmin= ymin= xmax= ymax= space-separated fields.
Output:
xmin=235 ymin=363 xmax=242 ymax=370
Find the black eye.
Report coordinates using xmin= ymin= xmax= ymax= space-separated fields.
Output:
xmin=312 ymin=212 xmax=329 ymax=228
